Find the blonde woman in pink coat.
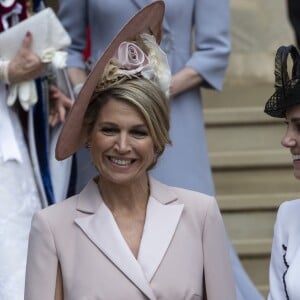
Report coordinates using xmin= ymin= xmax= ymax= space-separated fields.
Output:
xmin=265 ymin=45 xmax=300 ymax=300
xmin=25 ymin=3 xmax=236 ymax=299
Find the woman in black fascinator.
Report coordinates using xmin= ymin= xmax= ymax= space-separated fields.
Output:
xmin=265 ymin=45 xmax=300 ymax=300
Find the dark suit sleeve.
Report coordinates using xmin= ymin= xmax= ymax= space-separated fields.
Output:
xmin=202 ymin=197 xmax=236 ymax=299
xmin=24 ymin=212 xmax=58 ymax=300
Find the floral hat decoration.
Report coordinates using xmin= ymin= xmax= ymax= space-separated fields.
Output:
xmin=56 ymin=1 xmax=171 ymax=160
xmin=97 ymin=33 xmax=170 ymax=97
xmin=264 ymin=45 xmax=300 ymax=118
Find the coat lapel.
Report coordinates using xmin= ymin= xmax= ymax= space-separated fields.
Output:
xmin=74 ymin=178 xmax=183 ymax=298
xmin=138 ymin=195 xmax=183 ymax=281
xmin=74 ymin=180 xmax=156 ymax=300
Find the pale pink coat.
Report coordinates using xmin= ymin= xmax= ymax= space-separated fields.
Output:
xmin=25 ymin=177 xmax=236 ymax=300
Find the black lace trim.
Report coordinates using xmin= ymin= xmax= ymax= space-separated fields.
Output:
xmin=282 ymin=244 xmax=290 ymax=300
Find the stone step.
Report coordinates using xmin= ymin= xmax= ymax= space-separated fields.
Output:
xmin=213 ymin=166 xmax=299 ymax=195
xmin=232 ymin=238 xmax=272 ymax=256
xmin=207 ymin=125 xmax=284 ymax=154
xmin=209 ymin=149 xmax=289 ymax=169
xmin=205 ymin=111 xmax=285 ymax=154
xmin=204 ymin=106 xmax=275 ymax=125
xmin=223 ymin=210 xmax=276 ymax=240
xmin=202 ymin=83 xmax=274 ymax=109
xmin=241 ymin=256 xmax=270 ymax=298
xmin=218 ymin=192 xmax=299 ymax=211
xmin=235 ymin=240 xmax=271 ymax=298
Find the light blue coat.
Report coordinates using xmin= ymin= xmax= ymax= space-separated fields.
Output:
xmin=58 ymin=0 xmax=230 ymax=196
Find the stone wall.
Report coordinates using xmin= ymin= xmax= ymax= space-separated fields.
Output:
xmin=226 ymin=0 xmax=294 ymax=85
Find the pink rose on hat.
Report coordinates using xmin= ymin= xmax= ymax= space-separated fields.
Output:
xmin=116 ymin=41 xmax=149 ymax=74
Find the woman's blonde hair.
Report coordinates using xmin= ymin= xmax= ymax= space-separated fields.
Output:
xmin=84 ymin=78 xmax=171 ymax=168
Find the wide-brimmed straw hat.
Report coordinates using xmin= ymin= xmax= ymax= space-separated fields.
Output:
xmin=55 ymin=1 xmax=165 ymax=160
xmin=264 ymin=45 xmax=300 ymax=118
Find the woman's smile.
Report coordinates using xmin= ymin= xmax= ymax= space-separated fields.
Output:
xmin=108 ymin=156 xmax=134 ymax=166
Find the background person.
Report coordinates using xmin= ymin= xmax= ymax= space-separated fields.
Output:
xmin=0 ymin=1 xmax=46 ymax=299
xmin=0 ymin=1 xmax=73 ymax=298
xmin=265 ymin=44 xmax=300 ymax=300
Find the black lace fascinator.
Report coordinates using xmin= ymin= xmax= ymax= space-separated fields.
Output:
xmin=264 ymin=45 xmax=300 ymax=118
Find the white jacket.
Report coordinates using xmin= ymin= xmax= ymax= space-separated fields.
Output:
xmin=268 ymin=199 xmax=300 ymax=300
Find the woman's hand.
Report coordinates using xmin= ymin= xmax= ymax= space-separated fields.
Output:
xmin=48 ymin=85 xmax=73 ymax=127
xmin=169 ymin=67 xmax=203 ymax=97
xmin=8 ymin=31 xmax=47 ymax=84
